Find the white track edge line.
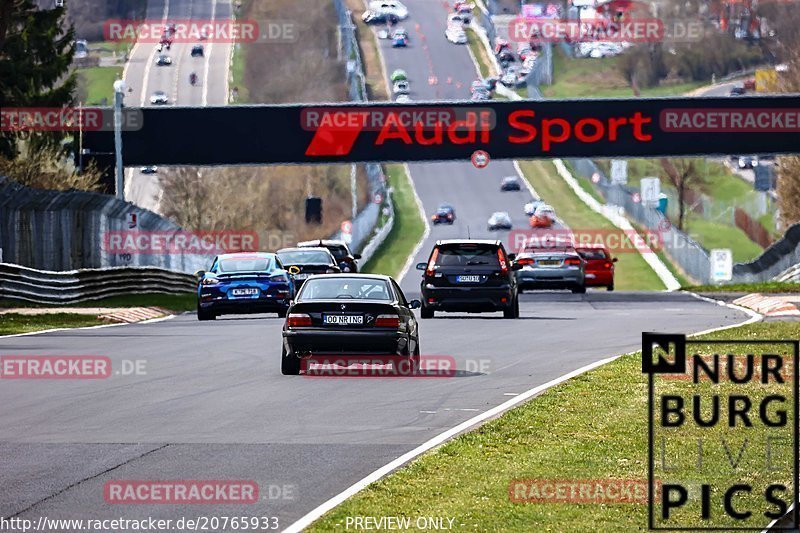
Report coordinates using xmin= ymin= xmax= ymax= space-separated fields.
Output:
xmin=1 ymin=313 xmax=177 ymax=339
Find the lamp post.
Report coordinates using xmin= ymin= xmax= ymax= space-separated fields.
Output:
xmin=113 ymin=79 xmax=127 ymax=200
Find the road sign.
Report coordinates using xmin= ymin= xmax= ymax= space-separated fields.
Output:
xmin=754 ymin=165 xmax=772 ymax=191
xmin=127 ymin=212 xmax=138 ymax=229
xmin=640 ymin=177 xmax=660 ymax=206
xmin=341 ymin=220 xmax=352 ymax=234
xmin=611 ymin=160 xmax=627 ymax=184
xmin=710 ymin=248 xmax=733 ymax=282
xmin=373 ymin=192 xmax=384 ymax=204
xmin=471 ymin=150 xmax=489 ymax=168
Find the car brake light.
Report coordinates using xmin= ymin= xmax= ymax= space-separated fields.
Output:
xmin=604 ymin=262 xmax=612 ymax=268
xmin=497 ymin=248 xmax=508 ymax=275
xmin=516 ymin=258 xmax=534 ymax=266
xmin=565 ymin=258 xmax=581 ymax=266
xmin=375 ymin=314 xmax=400 ymax=327
xmin=426 ymin=249 xmax=439 ymax=276
xmin=287 ymin=313 xmax=312 ymax=327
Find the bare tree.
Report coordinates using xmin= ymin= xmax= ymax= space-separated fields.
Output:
xmin=660 ymin=158 xmax=703 ymax=231
xmin=0 ymin=142 xmax=102 ymax=191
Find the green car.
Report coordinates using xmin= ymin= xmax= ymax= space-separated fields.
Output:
xmin=390 ymin=69 xmax=407 ymax=82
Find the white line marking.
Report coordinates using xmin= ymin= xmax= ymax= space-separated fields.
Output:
xmin=0 ymin=314 xmax=177 ymax=339
xmin=282 ymin=299 xmax=761 ymax=533
xmin=202 ymin=0 xmax=218 ymax=106
xmin=503 ymin=392 xmax=519 ymax=396
xmin=419 ymin=411 xmax=437 ymax=414
xmin=397 ymin=162 xmax=430 ymax=283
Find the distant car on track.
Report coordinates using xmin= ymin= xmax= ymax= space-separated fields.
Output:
xmin=524 ymin=200 xmax=545 ymax=216
xmin=140 ymin=166 xmax=158 ymax=174
xmin=368 ymin=0 xmax=409 ymax=19
xmin=488 ymin=211 xmax=513 ymax=231
xmin=575 ymin=244 xmax=617 ymax=291
xmin=431 ymin=203 xmax=456 ymax=224
xmin=392 ymin=33 xmax=408 ymax=47
xmin=277 ymin=247 xmax=341 ymax=289
xmin=500 ymin=176 xmax=521 ymax=191
xmin=416 ymin=239 xmax=519 ymax=319
xmin=149 ymin=91 xmax=169 ymax=105
xmin=296 ymin=239 xmax=361 ymax=273
xmin=513 ymin=248 xmax=586 ymax=294
xmin=390 ymin=69 xmax=407 ymax=82
xmin=362 ymin=10 xmax=400 ymax=24
xmin=191 ymin=45 xmax=204 ymax=57
xmin=280 ymin=274 xmax=421 ymax=375
xmin=155 ymin=54 xmax=172 ymax=66
xmin=445 ymin=25 xmax=468 ymax=44
xmin=738 ymin=155 xmax=759 ymax=169
xmin=393 ymin=79 xmax=410 ymax=95
xmin=529 ymin=204 xmax=556 ymax=228
xmin=196 ymin=252 xmax=293 ymax=321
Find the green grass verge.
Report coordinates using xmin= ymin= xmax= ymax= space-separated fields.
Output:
xmin=308 ymin=321 xmax=796 ymax=531
xmin=361 ymin=164 xmax=424 ymax=278
xmin=684 ymin=214 xmax=764 ymax=263
xmin=466 ymin=28 xmax=493 ymax=78
xmin=517 ymin=160 xmax=665 ymax=291
xmin=0 ymin=293 xmax=196 ymax=313
xmin=76 ymin=66 xmax=123 ymax=105
xmin=0 ymin=313 xmax=109 ymax=336
xmin=230 ymin=43 xmax=249 ymax=103
xmin=542 ymin=47 xmax=703 ymax=99
xmin=686 ymin=281 xmax=800 ymax=293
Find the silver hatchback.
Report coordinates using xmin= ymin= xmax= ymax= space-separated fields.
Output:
xmin=513 ymin=249 xmax=586 ymax=293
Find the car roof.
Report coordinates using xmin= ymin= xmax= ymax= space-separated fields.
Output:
xmin=435 ymin=239 xmax=501 ymax=246
xmin=278 ymin=247 xmax=331 ymax=253
xmin=296 ymin=239 xmax=348 ymax=248
xmin=217 ymin=252 xmax=274 ymax=259
xmin=303 ymin=273 xmax=394 ymax=282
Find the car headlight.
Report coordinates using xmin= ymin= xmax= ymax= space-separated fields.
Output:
xmin=202 ymin=277 xmax=220 ymax=285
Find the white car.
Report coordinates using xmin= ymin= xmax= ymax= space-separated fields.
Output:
xmin=524 ymin=200 xmax=545 ymax=216
xmin=155 ymin=54 xmax=172 ymax=66
xmin=447 ymin=12 xmax=469 ymax=27
xmin=445 ymin=25 xmax=468 ymax=44
xmin=395 ymin=94 xmax=412 ymax=103
xmin=368 ymin=0 xmax=408 ymax=19
xmin=150 ymin=91 xmax=169 ymax=105
xmin=488 ymin=212 xmax=513 ymax=231
xmin=393 ymin=79 xmax=410 ymax=95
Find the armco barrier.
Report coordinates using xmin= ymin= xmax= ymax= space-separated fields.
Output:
xmin=0 ymin=263 xmax=196 ymax=305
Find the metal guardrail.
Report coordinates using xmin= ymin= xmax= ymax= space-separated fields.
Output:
xmin=0 ymin=263 xmax=196 ymax=305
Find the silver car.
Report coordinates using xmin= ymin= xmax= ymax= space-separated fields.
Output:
xmin=487 ymin=211 xmax=512 ymax=231
xmin=514 ymin=248 xmax=586 ymax=293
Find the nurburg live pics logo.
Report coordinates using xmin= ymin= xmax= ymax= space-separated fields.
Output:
xmin=642 ymin=332 xmax=799 ymax=530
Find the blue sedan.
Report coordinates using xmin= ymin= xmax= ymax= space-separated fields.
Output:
xmin=196 ymin=252 xmax=293 ymax=321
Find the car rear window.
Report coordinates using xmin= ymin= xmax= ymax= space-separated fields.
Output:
xmin=327 ymin=245 xmax=348 ymax=260
xmin=219 ymin=257 xmax=270 ymax=272
xmin=298 ymin=278 xmax=392 ymax=301
xmin=577 ymin=249 xmax=607 ymax=260
xmin=434 ymin=244 xmax=501 ymax=267
xmin=278 ymin=250 xmax=331 ymax=264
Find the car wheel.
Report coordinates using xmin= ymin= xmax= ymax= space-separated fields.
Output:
xmin=410 ymin=341 xmax=421 ymax=374
xmin=420 ymin=306 xmax=434 ymax=319
xmin=277 ymin=307 xmax=288 ymax=318
xmin=281 ymin=345 xmax=300 ymax=375
xmin=572 ymin=285 xmax=587 ymax=294
xmin=503 ymin=297 xmax=518 ymax=319
xmin=607 ymin=283 xmax=615 ymax=292
xmin=197 ymin=307 xmax=215 ymax=321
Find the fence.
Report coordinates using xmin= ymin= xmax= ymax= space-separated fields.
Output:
xmin=334 ymin=0 xmax=368 ymax=103
xmin=567 ymin=158 xmax=714 ymax=283
xmin=0 ymin=262 xmax=195 ymax=305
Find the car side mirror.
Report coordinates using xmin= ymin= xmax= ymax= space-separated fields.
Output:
xmin=613 ymin=257 xmax=619 ymax=262
xmin=353 ymin=253 xmax=362 ymax=260
xmin=415 ymin=262 xmax=427 ymax=271
xmin=409 ymin=299 xmax=421 ymax=309
xmin=507 ymin=253 xmax=516 ymax=261
xmin=194 ymin=270 xmax=206 ymax=279
xmin=511 ymin=263 xmax=523 ymax=271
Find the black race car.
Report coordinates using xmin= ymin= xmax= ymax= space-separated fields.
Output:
xmin=277 ymin=247 xmax=341 ymax=289
xmin=281 ymin=274 xmax=421 ymax=375
xmin=500 ymin=176 xmax=522 ymax=191
xmin=431 ymin=203 xmax=456 ymax=225
xmin=296 ymin=239 xmax=361 ymax=273
xmin=416 ymin=239 xmax=519 ymax=319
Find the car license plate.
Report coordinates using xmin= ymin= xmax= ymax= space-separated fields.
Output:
xmin=538 ymin=260 xmax=560 ymax=266
xmin=585 ymin=273 xmax=596 ymax=279
xmin=231 ymin=288 xmax=259 ymax=296
xmin=456 ymin=275 xmax=481 ymax=283
xmin=323 ymin=314 xmax=363 ymax=325
xmin=294 ymin=273 xmax=309 ymax=280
